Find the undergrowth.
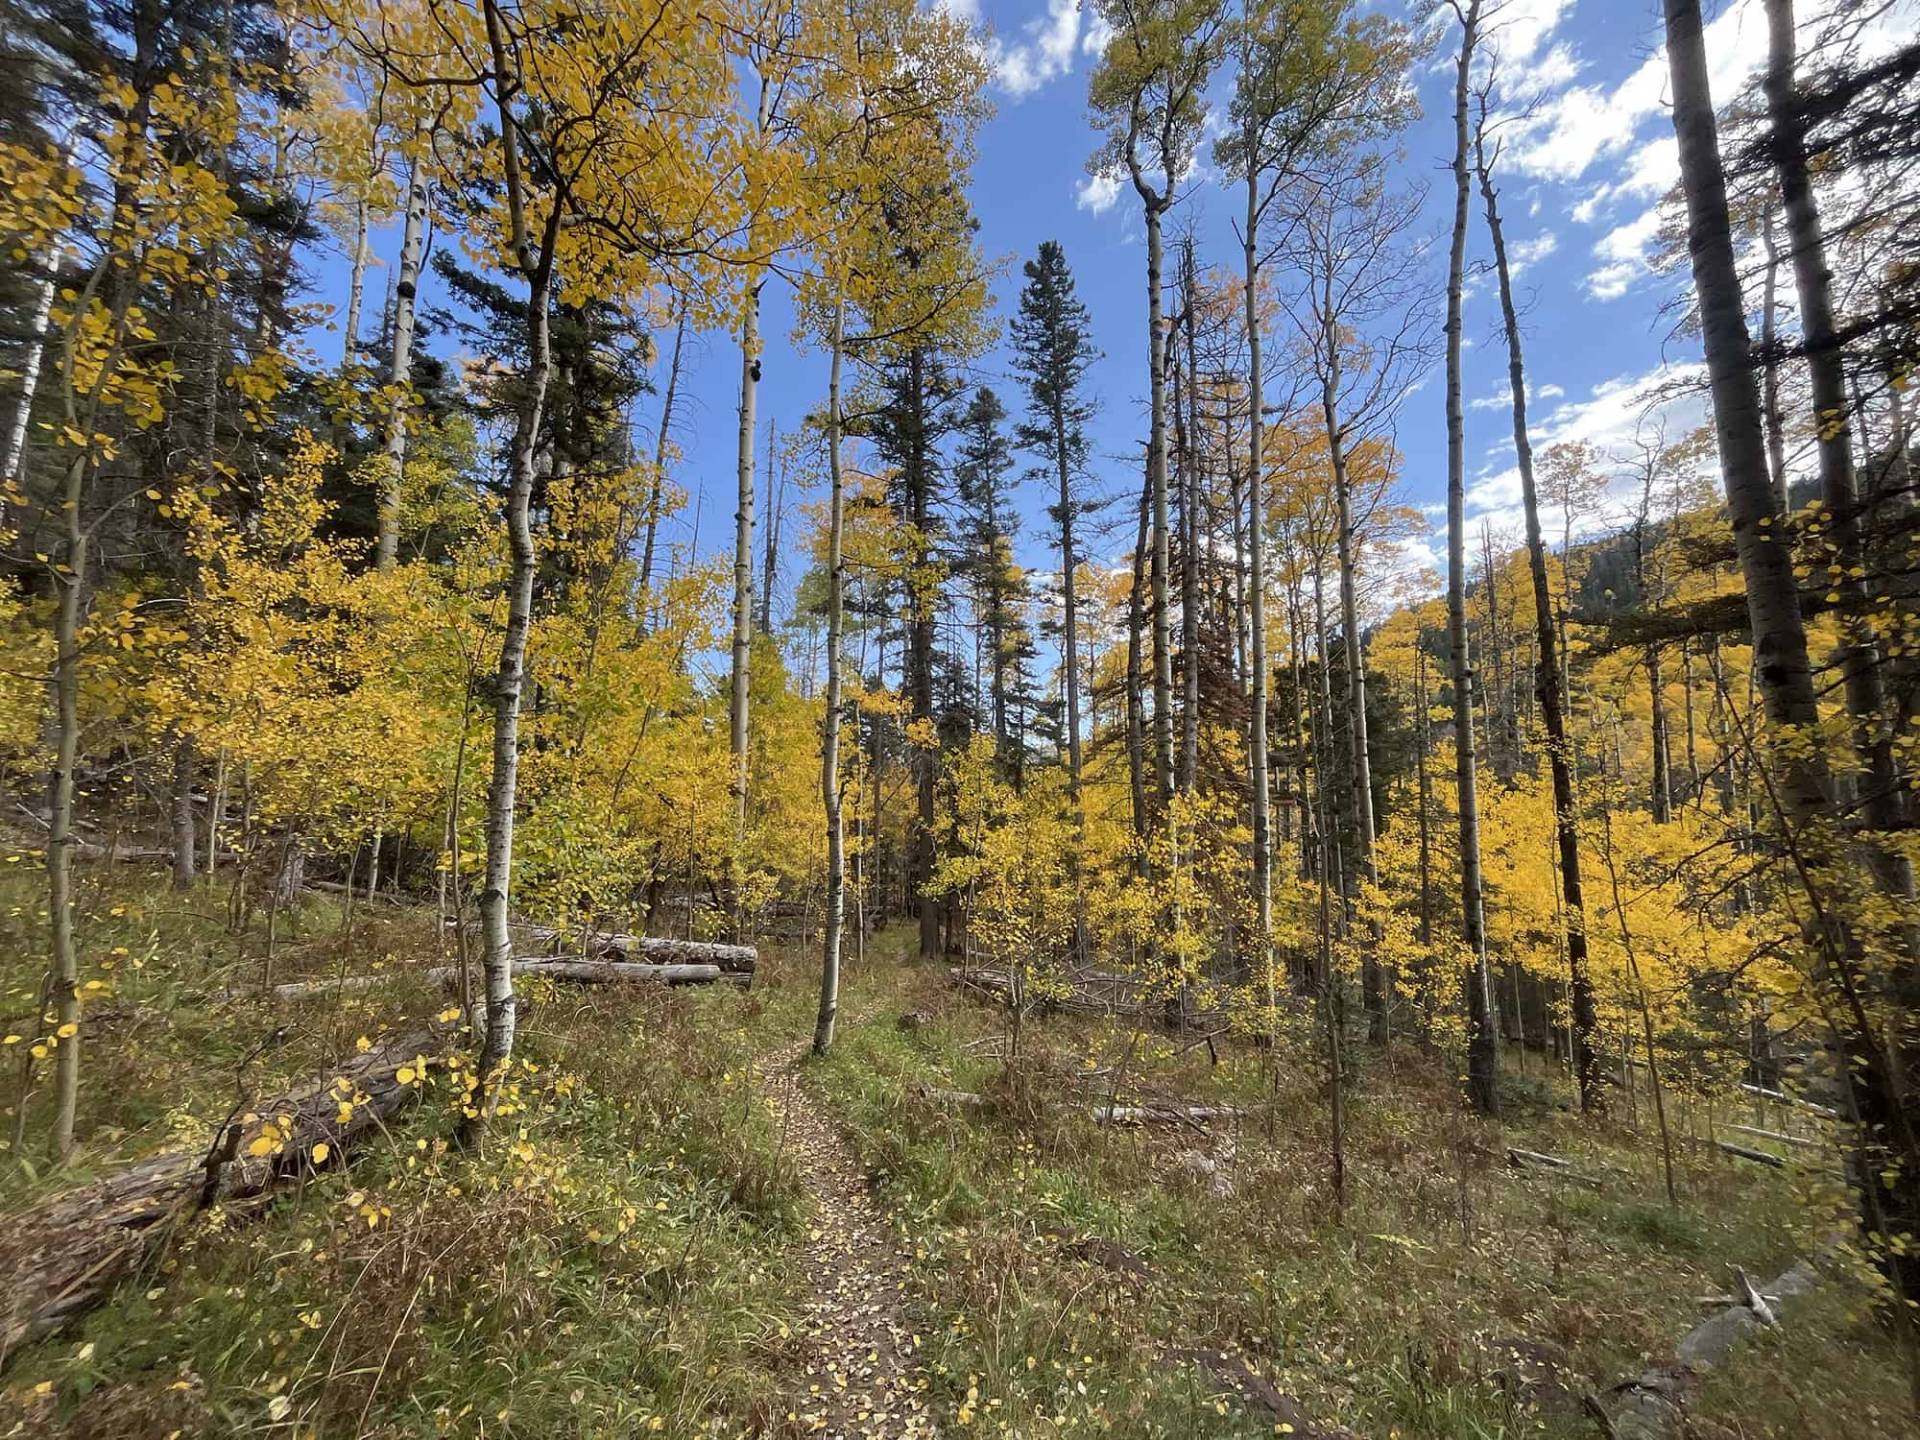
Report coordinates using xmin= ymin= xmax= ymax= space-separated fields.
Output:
xmin=0 ymin=866 xmax=1910 ymax=1437
xmin=773 ymin=947 xmax=1910 ymax=1439
xmin=0 ymin=864 xmax=809 ymax=1438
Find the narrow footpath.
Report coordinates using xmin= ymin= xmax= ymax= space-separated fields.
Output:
xmin=761 ymin=1044 xmax=940 ymax=1438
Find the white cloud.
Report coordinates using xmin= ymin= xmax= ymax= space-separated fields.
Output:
xmin=1466 ymin=362 xmax=1713 ymax=530
xmin=1481 ymin=0 xmax=1576 ymax=69
xmin=1502 ymin=0 xmax=1770 ymax=190
xmin=1468 ymin=377 xmax=1563 ymax=413
xmin=1509 ymin=229 xmax=1558 ymax=275
xmin=1076 ymin=169 xmax=1122 ymax=215
xmin=1081 ymin=8 xmax=1112 ymax=56
xmin=1585 ymin=204 xmax=1663 ymax=300
xmin=989 ymin=0 xmax=1094 ymax=99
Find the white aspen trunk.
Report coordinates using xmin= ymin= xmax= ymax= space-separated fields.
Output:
xmin=731 ymin=293 xmax=759 ymax=914
xmin=375 ymin=152 xmax=427 ymax=572
xmin=475 ymin=0 xmax=559 ymax=1103
xmin=730 ymin=73 xmax=772 ymax=937
xmin=2 ymin=254 xmax=58 ymax=484
xmin=342 ymin=198 xmax=368 ymax=361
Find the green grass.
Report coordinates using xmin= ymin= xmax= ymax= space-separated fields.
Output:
xmin=0 ymin=864 xmax=1907 ymax=1437
xmin=770 ymin=944 xmax=1904 ymax=1439
xmin=0 ymin=862 xmax=811 ymax=1437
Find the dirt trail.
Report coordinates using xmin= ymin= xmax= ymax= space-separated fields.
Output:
xmin=761 ymin=1044 xmax=938 ymax=1438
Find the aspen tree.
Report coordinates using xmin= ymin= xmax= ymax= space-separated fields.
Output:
xmin=1443 ymin=0 xmax=1498 ymax=1114
xmin=1090 ymin=0 xmax=1226 ymax=815
xmin=1473 ymin=86 xmax=1601 ymax=1111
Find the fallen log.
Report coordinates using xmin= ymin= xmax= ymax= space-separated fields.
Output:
xmin=0 ymin=1024 xmax=447 ymax=1365
xmin=1506 ymin=1148 xmax=1606 ymax=1189
xmin=1739 ymin=1083 xmax=1837 ymax=1118
xmin=1602 ymin=1253 xmax=1826 ymax=1439
xmin=1721 ymin=1123 xmax=1825 ymax=1152
xmin=271 ymin=957 xmax=748 ymax=1002
xmin=512 ymin=958 xmax=746 ymax=987
xmin=1507 ymin=1147 xmax=1574 ymax=1170
xmin=1090 ymin=1102 xmax=1247 ymax=1126
xmin=914 ymin=1086 xmax=1246 ymax=1127
xmin=947 ymin=967 xmax=1130 ymax=1018
xmin=520 ymin=924 xmax=755 ymax=973
xmin=1715 ymin=1140 xmax=1788 ymax=1169
xmin=1173 ymin=1346 xmax=1356 ymax=1440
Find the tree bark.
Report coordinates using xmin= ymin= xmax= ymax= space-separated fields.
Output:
xmin=1127 ymin=468 xmax=1151 ymax=854
xmin=343 ymin=197 xmax=368 ymax=361
xmin=638 ymin=302 xmax=687 ymax=622
xmin=47 ymin=448 xmax=86 ymax=1162
xmin=1178 ymin=240 xmax=1202 ymax=796
xmin=474 ymin=0 xmax=562 ymax=1109
xmin=1447 ymin=0 xmax=1497 ymax=1114
xmin=169 ymin=733 xmax=197 ymax=892
xmin=759 ymin=417 xmax=781 ymax=635
xmin=1764 ymin=0 xmax=1909 ymax=893
xmin=1759 ymin=209 xmax=1791 ymax=512
xmin=1476 ymin=119 xmax=1601 ymax=1111
xmin=1144 ymin=198 xmax=1175 ymax=810
xmin=1667 ymin=0 xmax=1920 ymax=1335
xmin=816 ymin=292 xmax=846 ymax=1057
xmin=375 ymin=150 xmax=427 ymax=572
xmin=1243 ymin=157 xmax=1273 ymax=998
xmin=731 ymin=70 xmax=770 ymax=936
xmin=1325 ymin=334 xmax=1383 ymax=1040
xmin=904 ymin=346 xmax=940 ymax=963
xmin=2 ymin=250 xmax=58 ymax=484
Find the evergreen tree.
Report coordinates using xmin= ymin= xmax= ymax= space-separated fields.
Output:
xmin=952 ymin=386 xmax=1033 ymax=779
xmin=1009 ymin=241 xmax=1097 ymax=816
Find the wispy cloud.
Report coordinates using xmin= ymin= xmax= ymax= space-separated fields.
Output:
xmin=1466 ymin=362 xmax=1712 ymax=529
xmin=1076 ymin=168 xmax=1122 ymax=215
xmin=988 ymin=0 xmax=1098 ymax=99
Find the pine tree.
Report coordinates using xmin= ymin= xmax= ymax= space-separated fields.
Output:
xmin=953 ymin=387 xmax=1031 ymax=779
xmin=1009 ymin=241 xmax=1097 ymax=817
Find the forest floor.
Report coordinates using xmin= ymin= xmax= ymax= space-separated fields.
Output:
xmin=0 ymin=859 xmax=1911 ymax=1438
xmin=758 ymin=1038 xmax=938 ymax=1437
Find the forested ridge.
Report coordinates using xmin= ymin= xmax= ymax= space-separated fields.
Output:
xmin=0 ymin=0 xmax=1917 ymax=1434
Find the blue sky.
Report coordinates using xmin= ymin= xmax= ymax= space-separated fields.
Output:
xmin=660 ymin=0 xmax=1772 ymax=609
xmin=313 ymin=0 xmax=1899 ymax=614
